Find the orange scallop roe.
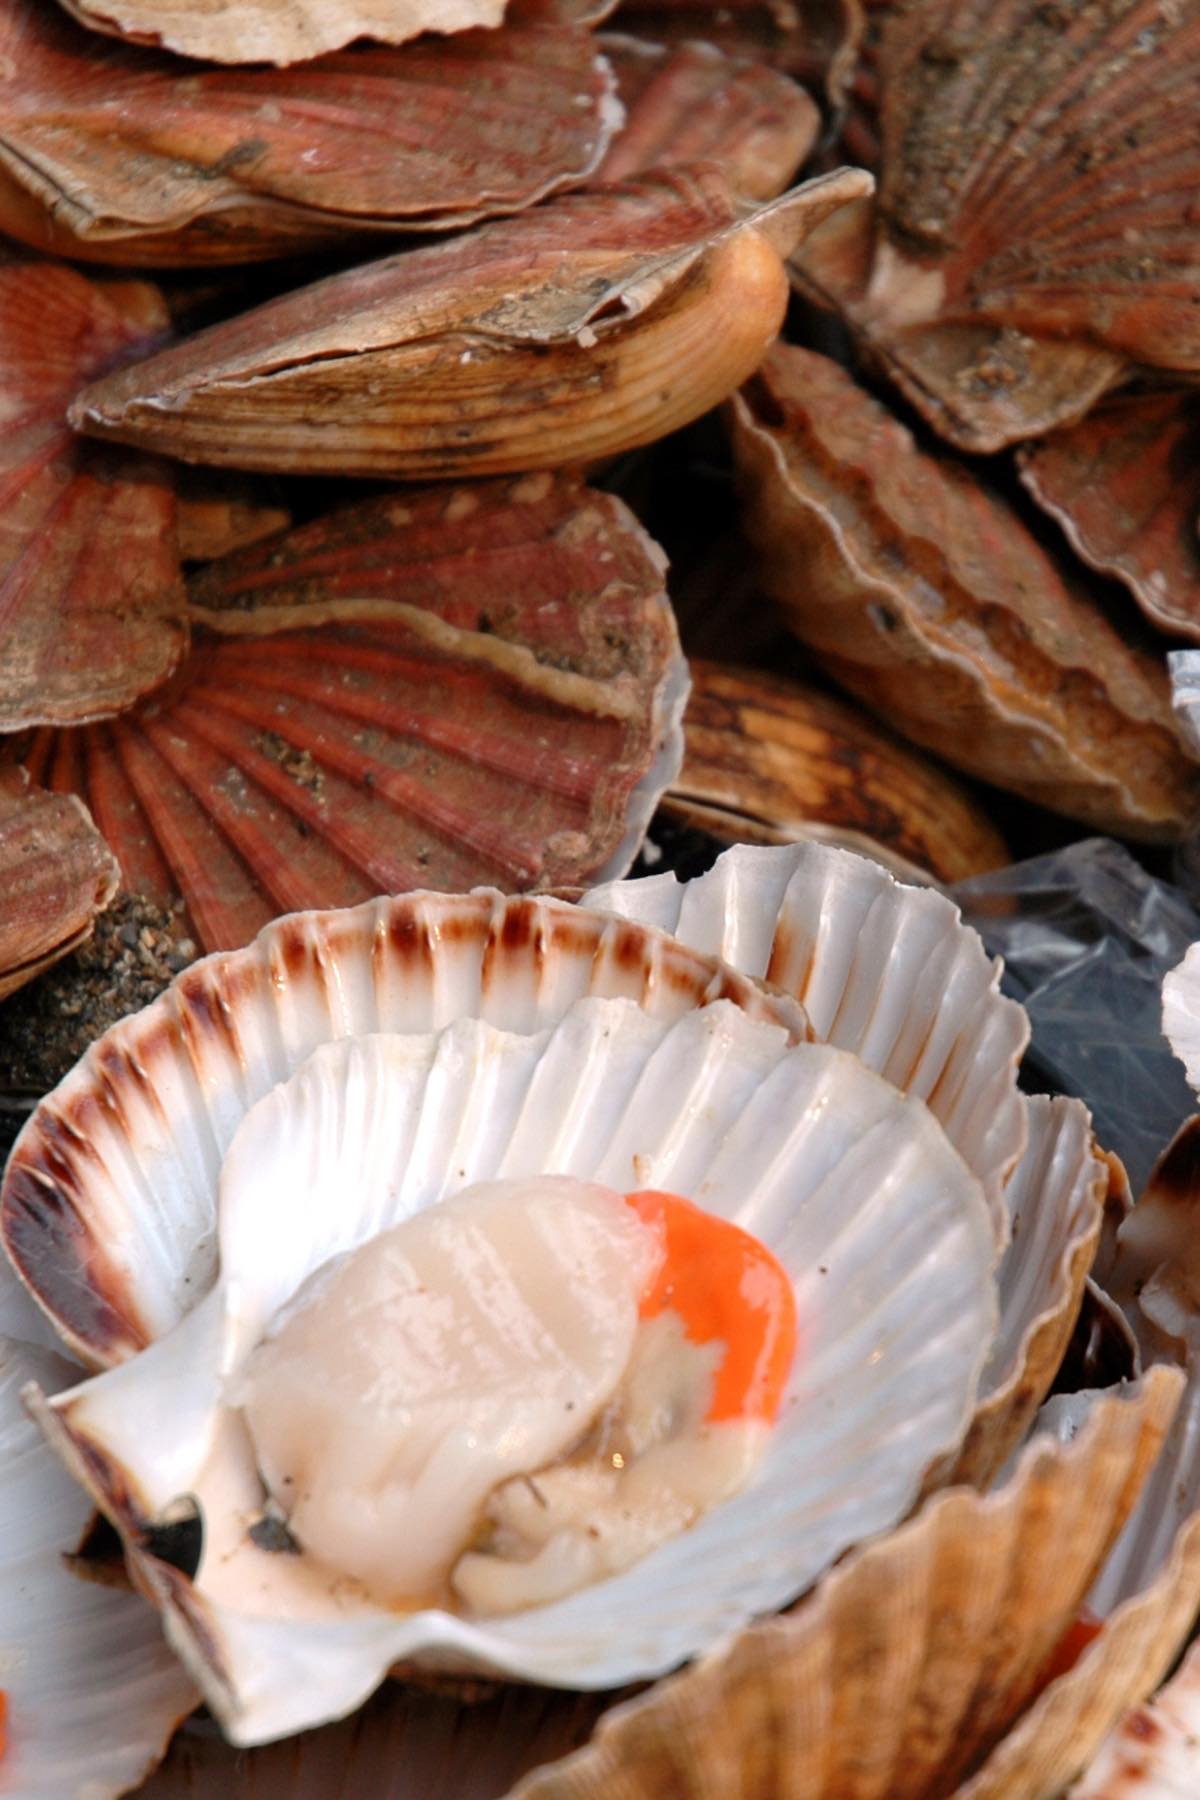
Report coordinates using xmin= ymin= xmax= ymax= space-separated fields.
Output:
xmin=624 ymin=1190 xmax=798 ymax=1425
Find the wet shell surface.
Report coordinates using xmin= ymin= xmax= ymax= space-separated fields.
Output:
xmin=0 ymin=768 xmax=118 ymax=1001
xmin=68 ymin=165 xmax=872 ymax=479
xmin=585 ymin=842 xmax=1105 ymax=1474
xmin=0 ymin=4 xmax=620 ymax=264
xmin=28 ymin=993 xmax=997 ymax=1743
xmin=18 ymin=476 xmax=688 ymax=954
xmin=1 ymin=888 xmax=810 ymax=1366
xmin=663 ymin=658 xmax=1010 ymax=885
xmin=596 ymin=32 xmax=818 ymax=199
xmin=0 ymin=257 xmax=187 ymax=732
xmin=729 ymin=344 xmax=1200 ymax=841
xmin=54 ymin=0 xmax=513 ymax=64
xmin=0 ymin=1321 xmax=200 ymax=1798
xmin=790 ymin=0 xmax=1200 ymax=450
xmin=511 ymin=1369 xmax=1181 ymax=1799
xmin=1019 ymin=393 xmax=1200 ymax=644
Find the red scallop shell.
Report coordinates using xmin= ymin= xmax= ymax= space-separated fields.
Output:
xmin=597 ymin=32 xmax=819 ymax=198
xmin=0 ymin=767 xmax=118 ymax=1000
xmin=0 ymin=256 xmax=187 ymax=733
xmin=0 ymin=3 xmax=619 ymax=264
xmin=1019 ymin=392 xmax=1200 ymax=644
xmin=791 ymin=0 xmax=1200 ymax=450
xmin=19 ymin=475 xmax=686 ymax=953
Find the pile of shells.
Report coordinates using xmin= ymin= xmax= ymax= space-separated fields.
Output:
xmin=1 ymin=0 xmax=1200 ymax=1796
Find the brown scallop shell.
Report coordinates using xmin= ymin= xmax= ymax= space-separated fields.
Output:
xmin=789 ymin=0 xmax=1200 ymax=451
xmin=0 ymin=768 xmax=118 ymax=1001
xmin=18 ymin=476 xmax=687 ymax=956
xmin=1019 ymin=393 xmax=1200 ymax=644
xmin=68 ymin=164 xmax=872 ymax=480
xmin=1069 ymin=1637 xmax=1200 ymax=1796
xmin=611 ymin=0 xmax=866 ymax=108
xmin=509 ymin=1369 xmax=1181 ymax=1800
xmin=663 ymin=657 xmax=1009 ymax=884
xmin=0 ymin=258 xmax=187 ymax=733
xmin=596 ymin=33 xmax=819 ymax=199
xmin=728 ymin=343 xmax=1200 ymax=841
xmin=54 ymin=0 xmax=513 ymax=65
xmin=0 ymin=4 xmax=619 ymax=265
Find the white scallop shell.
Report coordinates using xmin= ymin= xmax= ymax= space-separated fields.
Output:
xmin=585 ymin=842 xmax=1106 ymax=1478
xmin=1 ymin=889 xmax=807 ymax=1368
xmin=1162 ymin=942 xmax=1200 ymax=1097
xmin=584 ymin=840 xmax=1029 ymax=1228
xmin=0 ymin=1324 xmax=198 ymax=1799
xmin=32 ymin=995 xmax=997 ymax=1747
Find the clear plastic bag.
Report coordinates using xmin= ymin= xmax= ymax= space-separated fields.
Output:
xmin=953 ymin=838 xmax=1200 ymax=1192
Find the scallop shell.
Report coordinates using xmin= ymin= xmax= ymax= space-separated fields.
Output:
xmin=1019 ymin=393 xmax=1200 ymax=645
xmin=586 ymin=839 xmax=1028 ymax=1217
xmin=29 ymin=991 xmax=998 ymax=1741
xmin=20 ymin=476 xmax=687 ymax=954
xmin=584 ymin=842 xmax=1106 ymax=1475
xmin=611 ymin=0 xmax=866 ymax=108
xmin=729 ymin=343 xmax=1200 ymax=841
xmin=789 ymin=0 xmax=1200 ymax=451
xmin=0 ymin=1329 xmax=199 ymax=1799
xmin=1069 ymin=1638 xmax=1200 ymax=1796
xmin=664 ymin=658 xmax=1010 ymax=885
xmin=596 ymin=33 xmax=818 ymax=198
xmin=1 ymin=888 xmax=810 ymax=1366
xmin=55 ymin=0 xmax=512 ymax=65
xmin=0 ymin=4 xmax=620 ymax=264
xmin=509 ymin=1368 xmax=1181 ymax=1799
xmin=1162 ymin=947 xmax=1200 ymax=1099
xmin=0 ymin=768 xmax=118 ymax=1001
xmin=68 ymin=165 xmax=872 ymax=480
xmin=0 ymin=257 xmax=187 ymax=732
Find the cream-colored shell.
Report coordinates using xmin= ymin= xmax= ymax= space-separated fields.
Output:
xmin=585 ymin=842 xmax=1104 ymax=1478
xmin=1 ymin=888 xmax=807 ymax=1368
xmin=32 ymin=995 xmax=997 ymax=1746
xmin=509 ymin=1369 xmax=1181 ymax=1800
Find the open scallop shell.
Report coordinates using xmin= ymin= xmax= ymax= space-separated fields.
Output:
xmin=789 ymin=0 xmax=1200 ymax=451
xmin=68 ymin=165 xmax=872 ymax=480
xmin=729 ymin=344 xmax=1200 ymax=841
xmin=20 ymin=476 xmax=688 ymax=954
xmin=586 ymin=839 xmax=1028 ymax=1222
xmin=509 ymin=1367 xmax=1181 ymax=1799
xmin=664 ymin=658 xmax=1010 ymax=885
xmin=0 ymin=768 xmax=118 ymax=1001
xmin=54 ymin=0 xmax=512 ymax=64
xmin=1 ymin=888 xmax=809 ymax=1367
xmin=596 ymin=33 xmax=818 ymax=198
xmin=0 ymin=256 xmax=186 ymax=732
xmin=585 ymin=841 xmax=1107 ymax=1476
xmin=0 ymin=4 xmax=619 ymax=264
xmin=1018 ymin=393 xmax=1200 ymax=645
xmin=0 ymin=1326 xmax=199 ymax=1798
xmin=29 ymin=991 xmax=998 ymax=1742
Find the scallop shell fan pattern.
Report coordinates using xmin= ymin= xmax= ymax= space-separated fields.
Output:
xmin=19 ymin=476 xmax=688 ymax=955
